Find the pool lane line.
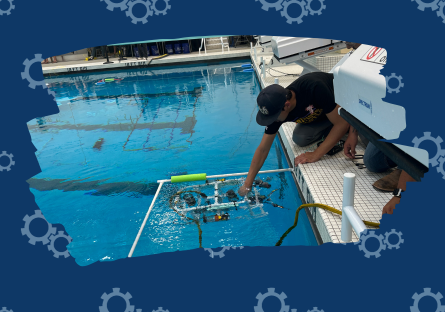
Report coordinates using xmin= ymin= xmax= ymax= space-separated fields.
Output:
xmin=28 ymin=116 xmax=197 ymax=133
xmin=27 ymin=177 xmax=159 ymax=196
xmin=35 ymin=137 xmax=54 ymax=157
xmin=229 ymin=96 xmax=258 ymax=158
xmin=66 ymin=88 xmax=203 ymax=103
xmin=122 ymin=97 xmax=153 ymax=151
xmin=166 ymin=94 xmax=183 ymax=148
xmin=67 ymin=99 xmax=87 ymax=166
xmin=141 ymin=98 xmax=165 ymax=151
xmin=185 ymin=93 xmax=200 ymax=146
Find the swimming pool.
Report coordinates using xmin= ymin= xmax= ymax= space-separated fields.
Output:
xmin=29 ymin=60 xmax=317 ymax=266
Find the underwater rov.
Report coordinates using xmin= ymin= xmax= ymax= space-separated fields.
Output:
xmin=127 ymin=168 xmax=292 ymax=257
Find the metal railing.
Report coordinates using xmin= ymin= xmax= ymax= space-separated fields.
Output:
xmin=220 ymin=37 xmax=229 ymax=53
xmin=199 ymin=38 xmax=206 ymax=55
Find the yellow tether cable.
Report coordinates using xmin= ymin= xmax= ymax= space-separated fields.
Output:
xmin=275 ymin=203 xmax=380 ymax=246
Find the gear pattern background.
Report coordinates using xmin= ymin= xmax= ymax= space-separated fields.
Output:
xmin=204 ymin=246 xmax=244 ymax=258
xmin=0 ymin=0 xmax=15 ymax=15
xmin=21 ymin=210 xmax=72 ymax=258
xmin=410 ymin=288 xmax=445 ymax=312
xmin=126 ymin=0 xmax=153 ymax=24
xmin=412 ymin=132 xmax=445 ymax=179
xmin=98 ymin=289 xmax=168 ymax=312
xmin=255 ymin=288 xmax=290 ymax=312
xmin=203 ymin=246 xmax=232 ymax=258
xmin=255 ymin=0 xmax=326 ymax=24
xmin=385 ymin=73 xmax=404 ymax=93
xmin=411 ymin=0 xmax=445 ymax=23
xmin=2 ymin=1 xmax=445 ymax=312
xmin=438 ymin=1 xmax=445 ymax=23
xmin=342 ymin=229 xmax=404 ymax=258
xmin=99 ymin=288 xmax=134 ymax=312
xmin=0 ymin=151 xmax=15 ymax=172
xmin=21 ymin=54 xmax=48 ymax=90
xmin=99 ymin=0 xmax=171 ymax=21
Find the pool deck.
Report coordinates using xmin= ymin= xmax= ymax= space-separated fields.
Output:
xmin=41 ymin=46 xmax=251 ymax=76
xmin=41 ymin=43 xmax=392 ymax=244
xmin=250 ymin=49 xmax=392 ymax=244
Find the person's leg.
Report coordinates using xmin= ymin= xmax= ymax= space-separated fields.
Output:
xmin=292 ymin=118 xmax=333 ymax=147
xmin=363 ymin=142 xmax=397 ymax=173
xmin=136 ymin=44 xmax=142 ymax=59
xmin=90 ymin=47 xmax=97 ymax=59
xmin=52 ymin=56 xmax=57 ymax=63
xmin=358 ymin=132 xmax=369 ymax=148
xmin=143 ymin=43 xmax=148 ymax=59
xmin=139 ymin=44 xmax=147 ymax=59
xmin=101 ymin=46 xmax=107 ymax=58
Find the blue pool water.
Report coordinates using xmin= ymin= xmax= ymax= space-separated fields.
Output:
xmin=29 ymin=60 xmax=317 ymax=266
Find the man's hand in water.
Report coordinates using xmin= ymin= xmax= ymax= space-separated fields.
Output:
xmin=294 ymin=152 xmax=321 ymax=166
xmin=238 ymin=185 xmax=251 ymax=197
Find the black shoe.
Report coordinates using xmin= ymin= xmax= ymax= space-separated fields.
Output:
xmin=317 ymin=140 xmax=345 ymax=156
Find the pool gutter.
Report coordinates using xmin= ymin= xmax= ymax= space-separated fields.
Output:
xmin=276 ymin=131 xmax=324 ymax=246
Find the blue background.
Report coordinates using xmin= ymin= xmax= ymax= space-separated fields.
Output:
xmin=0 ymin=0 xmax=444 ymax=311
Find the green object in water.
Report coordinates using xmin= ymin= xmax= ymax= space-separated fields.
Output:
xmin=171 ymin=173 xmax=206 ymax=183
xmin=105 ymin=78 xmax=115 ymax=82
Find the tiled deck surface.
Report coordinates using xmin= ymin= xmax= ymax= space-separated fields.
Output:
xmin=41 ymin=43 xmax=393 ymax=244
xmin=250 ymin=48 xmax=393 ymax=243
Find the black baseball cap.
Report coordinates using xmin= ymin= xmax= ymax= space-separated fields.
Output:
xmin=256 ymin=84 xmax=288 ymax=126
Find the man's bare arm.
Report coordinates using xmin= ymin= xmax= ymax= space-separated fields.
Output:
xmin=382 ymin=170 xmax=417 ymax=215
xmin=314 ymin=104 xmax=350 ymax=157
xmin=238 ymin=132 xmax=276 ymax=196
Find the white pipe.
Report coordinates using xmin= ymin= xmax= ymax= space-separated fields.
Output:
xmin=205 ymin=168 xmax=293 ymax=179
xmin=260 ymin=56 xmax=266 ymax=79
xmin=262 ymin=59 xmax=266 ymax=79
xmin=199 ymin=38 xmax=204 ymax=55
xmin=341 ymin=173 xmax=355 ymax=243
xmin=157 ymin=168 xmax=293 ymax=183
xmin=343 ymin=206 xmax=367 ymax=237
xmin=128 ymin=181 xmax=164 ymax=257
xmin=179 ymin=200 xmax=248 ymax=212
xmin=214 ymin=182 xmax=219 ymax=204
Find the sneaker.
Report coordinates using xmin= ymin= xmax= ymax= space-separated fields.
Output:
xmin=372 ymin=169 xmax=402 ymax=192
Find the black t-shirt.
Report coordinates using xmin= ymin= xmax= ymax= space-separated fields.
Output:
xmin=264 ymin=72 xmax=337 ymax=135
